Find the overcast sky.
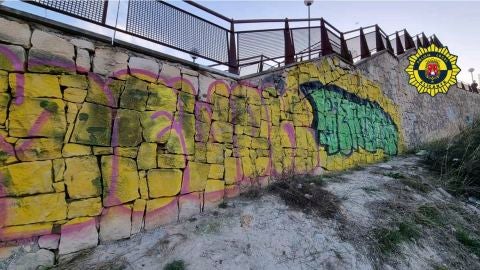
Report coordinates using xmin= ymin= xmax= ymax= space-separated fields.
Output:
xmin=3 ymin=0 xmax=479 ymax=82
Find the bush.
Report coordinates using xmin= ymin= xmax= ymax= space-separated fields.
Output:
xmin=422 ymin=120 xmax=480 ymax=197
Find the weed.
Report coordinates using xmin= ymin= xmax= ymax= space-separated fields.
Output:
xmin=400 ymin=178 xmax=431 ymax=193
xmin=218 ymin=201 xmax=228 ymax=209
xmin=361 ymin=186 xmax=380 ymax=194
xmin=383 ymin=172 xmax=406 ymax=179
xmin=269 ymin=174 xmax=341 ymax=219
xmin=456 ymin=229 xmax=480 ymax=257
xmin=164 ymin=260 xmax=186 ymax=270
xmin=421 ymin=120 xmax=480 ymax=197
xmin=375 ymin=222 xmax=421 ymax=253
xmin=415 ymin=205 xmax=443 ymax=226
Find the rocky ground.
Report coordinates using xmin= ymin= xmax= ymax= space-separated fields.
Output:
xmin=2 ymin=155 xmax=480 ymax=270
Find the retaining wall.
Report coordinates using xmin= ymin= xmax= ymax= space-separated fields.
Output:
xmin=0 ymin=14 xmax=479 ymax=258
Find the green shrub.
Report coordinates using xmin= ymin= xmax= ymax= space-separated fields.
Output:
xmin=422 ymin=120 xmax=480 ymax=197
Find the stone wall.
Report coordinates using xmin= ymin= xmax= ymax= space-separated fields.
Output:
xmin=0 ymin=14 xmax=478 ymax=261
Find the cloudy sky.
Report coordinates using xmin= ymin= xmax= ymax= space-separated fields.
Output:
xmin=3 ymin=0 xmax=479 ymax=82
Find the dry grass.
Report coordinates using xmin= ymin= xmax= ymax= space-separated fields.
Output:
xmin=269 ymin=173 xmax=341 ymax=219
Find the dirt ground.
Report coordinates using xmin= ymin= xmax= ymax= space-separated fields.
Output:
xmin=12 ymin=156 xmax=480 ymax=270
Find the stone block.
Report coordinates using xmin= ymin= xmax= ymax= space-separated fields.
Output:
xmin=137 ymin=142 xmax=157 ymax=170
xmin=70 ymin=38 xmax=94 ymax=51
xmin=147 ymin=83 xmax=177 ymax=111
xmin=204 ymin=180 xmax=225 ymax=210
xmin=140 ymin=111 xmax=172 ymax=143
xmin=208 ymin=164 xmax=224 ymax=179
xmin=0 ymin=193 xmax=66 ymax=227
xmin=198 ymin=74 xmax=216 ymax=102
xmin=144 ymin=197 xmax=178 ymax=230
xmin=0 ymin=160 xmax=53 ymax=197
xmin=76 ymin=48 xmax=91 ymax=73
xmin=178 ymin=192 xmax=202 ymax=221
xmin=129 ymin=57 xmax=159 ymax=82
xmin=166 ymin=113 xmax=195 ymax=155
xmin=131 ymin=199 xmax=146 ymax=234
xmin=60 ymin=74 xmax=88 ymax=89
xmin=224 ymin=157 xmax=242 ymax=185
xmin=0 ymin=223 xmax=52 ymax=241
xmin=64 ymin=156 xmax=102 ymax=199
xmin=181 ymin=161 xmax=210 ymax=193
xmin=93 ymin=146 xmax=113 ymax=155
xmin=99 ymin=204 xmax=132 ymax=242
xmin=0 ymin=70 xmax=7 ymax=92
xmin=63 ymin=88 xmax=87 ymax=103
xmin=9 ymin=97 xmax=66 ymax=138
xmin=67 ymin=197 xmax=102 ymax=219
xmin=157 ymin=154 xmax=186 ymax=168
xmin=120 ymin=77 xmax=149 ymax=111
xmin=93 ymin=48 xmax=128 ymax=77
xmin=210 ymin=121 xmax=233 ymax=143
xmin=177 ymin=91 xmax=195 ymax=113
xmin=181 ymin=74 xmax=198 ymax=95
xmin=158 ymin=63 xmax=180 ymax=84
xmin=71 ymin=102 xmax=112 ymax=146
xmin=8 ymin=248 xmax=55 ymax=270
xmin=147 ymin=169 xmax=182 ymax=198
xmin=0 ymin=44 xmax=25 ymax=72
xmin=86 ymin=74 xmax=124 ymax=107
xmin=138 ymin=171 xmax=149 ymax=199
xmin=59 ymin=217 xmax=98 ymax=255
xmin=101 ymin=155 xmax=139 ymax=207
xmin=15 ymin=138 xmax=62 ymax=161
xmin=38 ymin=234 xmax=60 ymax=250
xmin=0 ymin=17 xmax=31 ymax=47
xmin=0 ymin=92 xmax=9 ymax=125
xmin=62 ymin=143 xmax=92 ymax=157
xmin=53 ymin=158 xmax=65 ymax=182
xmin=206 ymin=143 xmax=224 ymax=164
xmin=115 ymin=147 xmax=138 ymax=158
xmin=115 ymin=109 xmax=142 ymax=147
xmin=9 ymin=73 xmax=61 ymax=98
xmin=29 ymin=30 xmax=75 ymax=73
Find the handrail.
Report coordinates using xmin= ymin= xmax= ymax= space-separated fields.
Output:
xmin=8 ymin=0 xmax=449 ymax=77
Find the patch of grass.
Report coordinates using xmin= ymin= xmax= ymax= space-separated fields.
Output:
xmin=421 ymin=120 xmax=480 ymax=197
xmin=383 ymin=172 xmax=406 ymax=179
xmin=415 ymin=205 xmax=443 ymax=227
xmin=164 ymin=260 xmax=186 ymax=270
xmin=375 ymin=222 xmax=421 ymax=253
xmin=400 ymin=178 xmax=431 ymax=193
xmin=456 ymin=229 xmax=480 ymax=257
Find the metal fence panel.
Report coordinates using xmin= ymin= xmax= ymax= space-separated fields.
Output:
xmin=126 ymin=0 xmax=229 ymax=64
xmin=30 ymin=0 xmax=107 ymax=23
xmin=237 ymin=29 xmax=284 ymax=63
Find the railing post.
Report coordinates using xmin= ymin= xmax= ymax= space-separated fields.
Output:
xmin=404 ymin=30 xmax=415 ymax=50
xmin=375 ymin=25 xmax=385 ymax=52
xmin=416 ymin=34 xmax=423 ymax=49
xmin=340 ymin=33 xmax=352 ymax=64
xmin=320 ymin=18 xmax=333 ymax=56
xmin=259 ymin=55 xmax=264 ymax=72
xmin=421 ymin=32 xmax=430 ymax=47
xmin=102 ymin=0 xmax=109 ymax=24
xmin=395 ymin=31 xmax=405 ymax=55
xmin=385 ymin=36 xmax=394 ymax=54
xmin=359 ymin=27 xmax=370 ymax=59
xmin=228 ymin=21 xmax=239 ymax=74
xmin=284 ymin=18 xmax=295 ymax=65
xmin=432 ymin=35 xmax=443 ymax=47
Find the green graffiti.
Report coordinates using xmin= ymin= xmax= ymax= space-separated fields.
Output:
xmin=301 ymin=81 xmax=398 ymax=156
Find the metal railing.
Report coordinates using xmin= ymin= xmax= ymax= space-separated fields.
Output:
xmin=12 ymin=0 xmax=453 ymax=77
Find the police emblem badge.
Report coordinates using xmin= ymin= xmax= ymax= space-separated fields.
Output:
xmin=405 ymin=43 xmax=460 ymax=96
